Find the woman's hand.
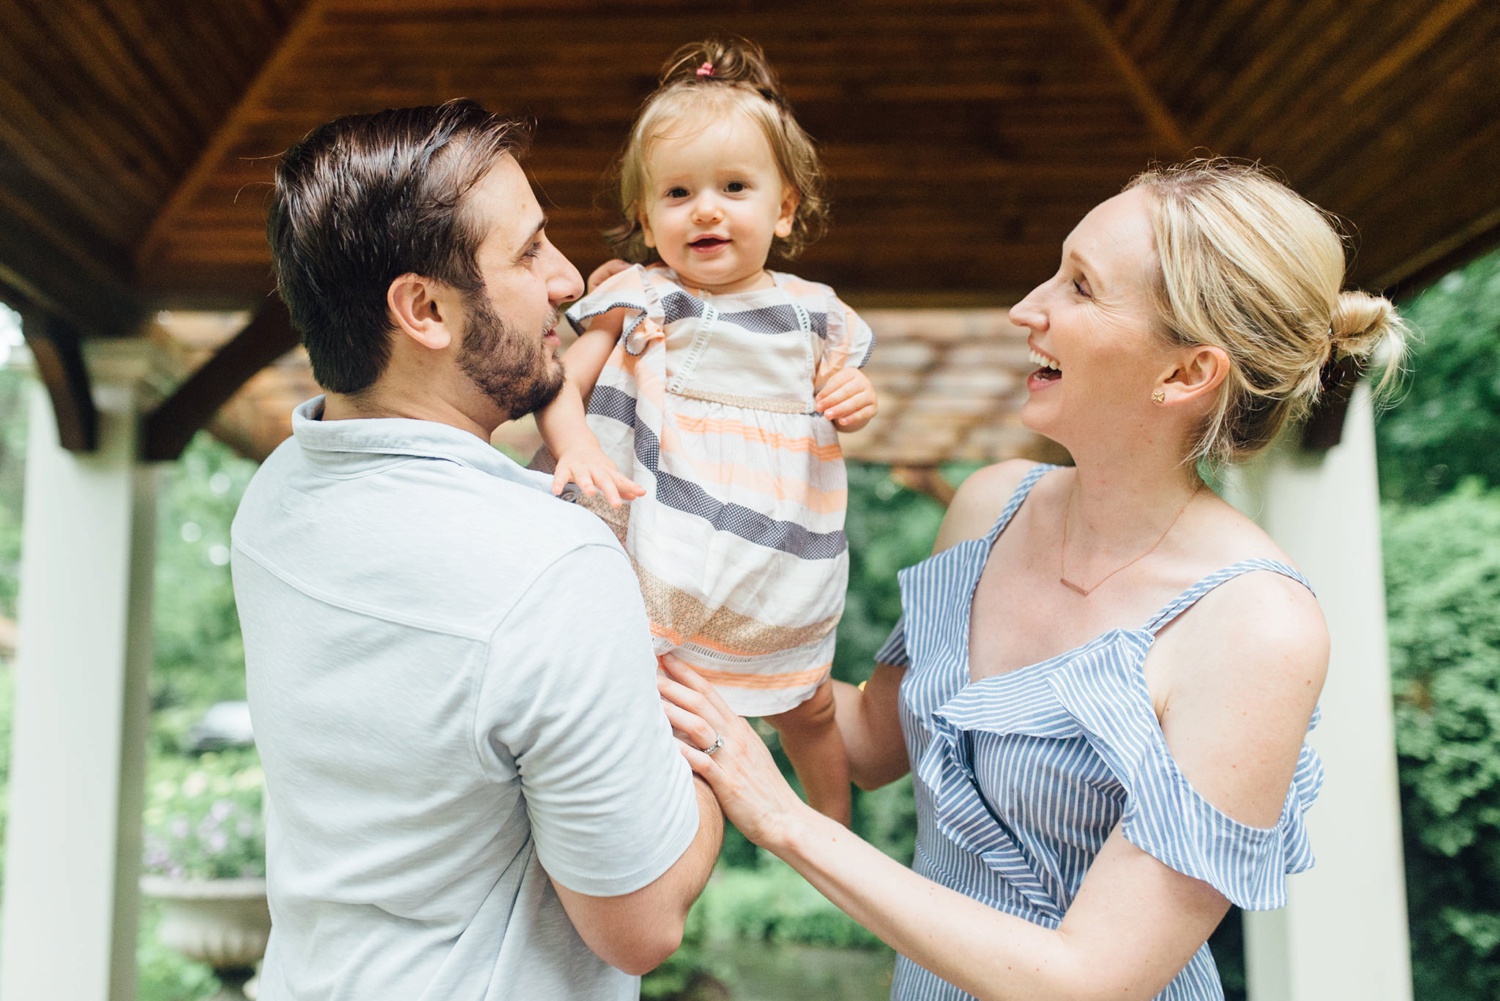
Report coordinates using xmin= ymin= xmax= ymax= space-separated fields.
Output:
xmin=657 ymin=656 xmax=810 ymax=849
xmin=815 ymin=368 xmax=878 ymax=432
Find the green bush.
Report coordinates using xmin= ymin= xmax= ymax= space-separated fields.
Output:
xmin=1384 ymin=482 xmax=1500 ymax=1001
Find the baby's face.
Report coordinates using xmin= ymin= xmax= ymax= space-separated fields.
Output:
xmin=638 ymin=113 xmax=798 ymax=296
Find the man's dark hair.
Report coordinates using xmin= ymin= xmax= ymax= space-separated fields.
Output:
xmin=266 ymin=100 xmax=532 ymax=393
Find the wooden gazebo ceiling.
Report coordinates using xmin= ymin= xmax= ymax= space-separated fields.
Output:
xmin=3 ymin=0 xmax=1499 ymax=462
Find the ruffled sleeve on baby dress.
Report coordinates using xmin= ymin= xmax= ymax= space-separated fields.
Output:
xmin=814 ymin=293 xmax=876 ymax=386
xmin=563 ymin=264 xmax=667 ymax=356
xmin=1044 ymin=648 xmax=1324 ymax=910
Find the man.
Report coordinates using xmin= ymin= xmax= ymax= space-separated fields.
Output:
xmin=232 ymin=100 xmax=723 ymax=1000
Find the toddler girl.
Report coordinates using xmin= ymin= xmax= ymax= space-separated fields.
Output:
xmin=536 ymin=37 xmax=877 ymax=823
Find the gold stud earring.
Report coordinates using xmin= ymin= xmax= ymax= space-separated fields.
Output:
xmin=1151 ymin=389 xmax=1166 ymax=404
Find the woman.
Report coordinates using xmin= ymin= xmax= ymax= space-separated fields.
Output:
xmin=659 ymin=159 xmax=1407 ymax=1000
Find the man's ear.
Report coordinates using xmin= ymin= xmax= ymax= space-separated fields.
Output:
xmin=774 ymin=187 xmax=800 ymax=240
xmin=387 ymin=273 xmax=456 ymax=351
xmin=1158 ymin=344 xmax=1230 ymax=406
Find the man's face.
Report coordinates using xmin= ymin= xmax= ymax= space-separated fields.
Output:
xmin=456 ymin=157 xmax=583 ymax=421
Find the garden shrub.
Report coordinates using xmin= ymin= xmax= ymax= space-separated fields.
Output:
xmin=1384 ymin=481 xmax=1500 ymax=1001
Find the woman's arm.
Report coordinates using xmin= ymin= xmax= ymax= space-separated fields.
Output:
xmin=833 ymin=460 xmax=1044 ymax=784
xmin=660 ymin=567 xmax=1328 ymax=1001
xmin=660 ymin=659 xmax=1228 ymax=1000
xmin=832 ymin=667 xmax=907 ymax=789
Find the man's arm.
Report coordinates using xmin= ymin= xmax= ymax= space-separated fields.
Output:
xmin=551 ymin=777 xmax=723 ymax=974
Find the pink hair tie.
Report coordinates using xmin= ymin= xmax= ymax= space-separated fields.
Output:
xmin=696 ymin=61 xmax=714 ymax=77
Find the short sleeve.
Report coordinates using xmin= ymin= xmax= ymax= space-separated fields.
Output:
xmin=563 ymin=264 xmax=661 ymax=353
xmin=1046 ymin=654 xmax=1323 ymax=910
xmin=475 ymin=542 xmax=698 ymax=897
xmin=822 ymin=294 xmax=876 ymax=372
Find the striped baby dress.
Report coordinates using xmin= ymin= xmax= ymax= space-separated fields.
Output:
xmin=560 ymin=263 xmax=875 ymax=716
xmin=875 ymin=464 xmax=1324 ymax=1000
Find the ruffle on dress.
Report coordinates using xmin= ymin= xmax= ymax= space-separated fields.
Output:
xmin=912 ymin=624 xmax=1323 ymax=912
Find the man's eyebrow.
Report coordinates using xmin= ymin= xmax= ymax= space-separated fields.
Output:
xmin=513 ymin=216 xmax=547 ymax=258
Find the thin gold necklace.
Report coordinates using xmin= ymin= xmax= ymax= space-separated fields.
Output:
xmin=1058 ymin=480 xmax=1202 ymax=597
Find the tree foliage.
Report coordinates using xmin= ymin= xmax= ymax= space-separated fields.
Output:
xmin=1383 ymin=483 xmax=1500 ymax=1001
xmin=1377 ymin=252 xmax=1500 ymax=502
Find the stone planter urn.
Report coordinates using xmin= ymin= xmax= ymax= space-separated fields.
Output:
xmin=140 ymin=875 xmax=272 ymax=1001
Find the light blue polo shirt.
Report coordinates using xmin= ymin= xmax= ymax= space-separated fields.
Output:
xmin=231 ymin=398 xmax=699 ymax=1001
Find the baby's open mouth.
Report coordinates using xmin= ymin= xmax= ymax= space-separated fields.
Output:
xmin=690 ymin=237 xmax=728 ymax=250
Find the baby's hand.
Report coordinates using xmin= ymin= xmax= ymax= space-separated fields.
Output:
xmin=815 ymin=368 xmax=878 ymax=432
xmin=586 ymin=259 xmax=632 ymax=294
xmin=552 ymin=445 xmax=645 ymax=507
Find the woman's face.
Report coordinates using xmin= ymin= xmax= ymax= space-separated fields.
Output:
xmin=1008 ymin=188 xmax=1179 ymax=449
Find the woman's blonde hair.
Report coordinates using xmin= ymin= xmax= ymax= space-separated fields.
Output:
xmin=1126 ymin=159 xmax=1408 ymax=464
xmin=607 ymin=37 xmax=828 ymax=263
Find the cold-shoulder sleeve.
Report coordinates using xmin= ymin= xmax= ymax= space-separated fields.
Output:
xmin=563 ymin=264 xmax=664 ymax=355
xmin=1046 ymin=649 xmax=1323 ymax=910
xmin=874 ymin=614 xmax=910 ymax=668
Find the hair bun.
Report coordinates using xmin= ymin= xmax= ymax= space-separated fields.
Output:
xmin=1330 ymin=290 xmax=1403 ymax=361
xmin=659 ymin=36 xmax=782 ymax=97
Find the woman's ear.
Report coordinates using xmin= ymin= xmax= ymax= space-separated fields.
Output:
xmin=387 ymin=273 xmax=455 ymax=351
xmin=1158 ymin=344 xmax=1230 ymax=406
xmin=774 ymin=187 xmax=800 ymax=240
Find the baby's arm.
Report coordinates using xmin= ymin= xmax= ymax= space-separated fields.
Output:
xmin=535 ymin=309 xmax=645 ymax=506
xmin=814 ymin=368 xmax=879 ymax=432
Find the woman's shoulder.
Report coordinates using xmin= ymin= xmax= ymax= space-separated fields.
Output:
xmin=933 ymin=460 xmax=1064 ymax=554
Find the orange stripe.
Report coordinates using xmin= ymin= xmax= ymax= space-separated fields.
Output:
xmin=672 ymin=414 xmax=843 ymax=460
xmin=673 ymin=460 xmax=847 ymax=514
xmin=675 ymin=657 xmax=832 ymax=691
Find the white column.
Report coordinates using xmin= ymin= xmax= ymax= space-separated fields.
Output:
xmin=0 ymin=375 xmax=157 ymax=1001
xmin=1224 ymin=386 xmax=1412 ymax=1001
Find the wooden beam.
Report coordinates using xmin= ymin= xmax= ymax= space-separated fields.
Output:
xmin=891 ymin=465 xmax=957 ymax=507
xmin=133 ymin=0 xmax=327 ymax=269
xmin=1300 ymin=354 xmax=1362 ymax=452
xmin=141 ymin=297 xmax=299 ymax=462
xmin=18 ymin=309 xmax=97 ymax=452
xmin=1057 ymin=0 xmax=1193 ymax=155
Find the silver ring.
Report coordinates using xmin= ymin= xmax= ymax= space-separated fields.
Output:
xmin=700 ymin=733 xmax=725 ymax=756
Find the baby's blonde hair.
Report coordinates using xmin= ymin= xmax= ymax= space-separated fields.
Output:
xmin=1126 ymin=159 xmax=1408 ymax=464
xmin=607 ymin=37 xmax=828 ymax=263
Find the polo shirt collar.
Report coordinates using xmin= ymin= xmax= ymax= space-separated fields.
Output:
xmin=290 ymin=395 xmax=555 ymax=494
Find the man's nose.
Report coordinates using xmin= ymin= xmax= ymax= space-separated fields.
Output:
xmin=548 ymin=249 xmax=584 ymax=304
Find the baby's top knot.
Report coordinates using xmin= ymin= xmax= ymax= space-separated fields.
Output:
xmin=696 ymin=61 xmax=714 ymax=77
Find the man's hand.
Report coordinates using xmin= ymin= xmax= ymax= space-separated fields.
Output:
xmin=815 ymin=368 xmax=878 ymax=432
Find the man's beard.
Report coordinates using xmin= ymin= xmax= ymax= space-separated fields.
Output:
xmin=457 ymin=290 xmax=566 ymax=421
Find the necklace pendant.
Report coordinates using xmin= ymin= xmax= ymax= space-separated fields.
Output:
xmin=1059 ymin=576 xmax=1093 ymax=597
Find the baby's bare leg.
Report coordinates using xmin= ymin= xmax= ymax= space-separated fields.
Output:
xmin=763 ymin=678 xmax=851 ymax=825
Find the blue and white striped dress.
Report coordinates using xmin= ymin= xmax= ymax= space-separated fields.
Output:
xmin=875 ymin=465 xmax=1323 ymax=1001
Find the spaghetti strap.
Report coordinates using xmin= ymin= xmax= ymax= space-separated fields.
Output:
xmin=1143 ymin=557 xmax=1315 ymax=636
xmin=986 ymin=463 xmax=1060 ymax=542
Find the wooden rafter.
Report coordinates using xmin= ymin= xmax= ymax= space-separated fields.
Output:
xmin=141 ymin=297 xmax=300 ymax=462
xmin=1058 ymin=0 xmax=1194 ymax=155
xmin=18 ymin=308 xmax=98 ymax=452
xmin=133 ymin=0 xmax=327 ymax=269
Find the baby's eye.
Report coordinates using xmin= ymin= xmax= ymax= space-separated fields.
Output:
xmin=725 ymin=181 xmax=747 ymax=193
xmin=666 ymin=186 xmax=689 ymax=199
